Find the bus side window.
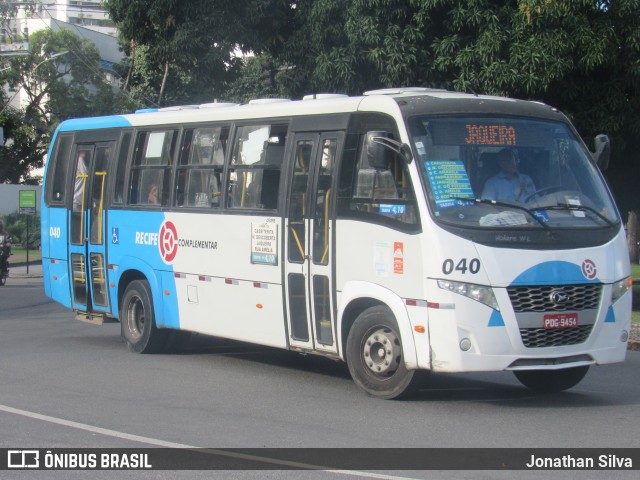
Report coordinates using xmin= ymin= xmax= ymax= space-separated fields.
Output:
xmin=337 ymin=133 xmax=420 ymax=231
xmin=228 ymin=124 xmax=286 ymax=211
xmin=112 ymin=132 xmax=132 ymax=205
xmin=175 ymin=126 xmax=229 ymax=208
xmin=128 ymin=129 xmax=177 ymax=206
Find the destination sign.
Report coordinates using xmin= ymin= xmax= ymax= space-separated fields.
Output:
xmin=465 ymin=124 xmax=517 ymax=145
xmin=426 ymin=119 xmax=548 ymax=148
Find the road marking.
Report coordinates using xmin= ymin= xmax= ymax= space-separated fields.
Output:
xmin=0 ymin=403 xmax=191 ymax=447
xmin=0 ymin=403 xmax=417 ymax=479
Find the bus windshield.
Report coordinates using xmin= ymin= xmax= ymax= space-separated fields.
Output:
xmin=410 ymin=116 xmax=619 ymax=230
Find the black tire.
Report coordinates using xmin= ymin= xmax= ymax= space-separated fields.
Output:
xmin=120 ymin=279 xmax=168 ymax=353
xmin=514 ymin=366 xmax=589 ymax=393
xmin=346 ymin=305 xmax=425 ymax=399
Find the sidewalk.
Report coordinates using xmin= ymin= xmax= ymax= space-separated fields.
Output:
xmin=6 ymin=261 xmax=43 ymax=278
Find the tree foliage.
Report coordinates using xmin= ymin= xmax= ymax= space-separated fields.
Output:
xmin=71 ymin=1 xmax=640 ymax=213
xmin=0 ymin=29 xmax=118 ymax=183
xmin=104 ymin=0 xmax=296 ymax=106
xmin=280 ymin=0 xmax=639 ymax=212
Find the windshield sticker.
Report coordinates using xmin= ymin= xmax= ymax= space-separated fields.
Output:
xmin=479 ymin=212 xmax=528 ymax=226
xmin=532 ymin=210 xmax=550 ymax=223
xmin=565 ymin=196 xmax=586 ymax=217
xmin=424 ymin=160 xmax=475 ymax=208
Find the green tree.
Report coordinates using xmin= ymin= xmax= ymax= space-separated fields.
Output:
xmin=279 ymin=0 xmax=640 ymax=213
xmin=105 ymin=0 xmax=246 ymax=106
xmin=1 ymin=211 xmax=40 ymax=248
xmin=104 ymin=0 xmax=639 ymax=213
xmin=104 ymin=0 xmax=298 ymax=106
xmin=0 ymin=28 xmax=118 ymax=183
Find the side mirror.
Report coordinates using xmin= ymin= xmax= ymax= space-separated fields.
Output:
xmin=366 ymin=131 xmax=391 ymax=169
xmin=593 ymin=134 xmax=610 ymax=171
xmin=365 ymin=131 xmax=413 ymax=169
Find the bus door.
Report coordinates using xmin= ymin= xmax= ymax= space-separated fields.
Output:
xmin=284 ymin=132 xmax=343 ymax=353
xmin=68 ymin=143 xmax=113 ymax=320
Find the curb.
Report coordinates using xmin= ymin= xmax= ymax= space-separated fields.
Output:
xmin=9 ymin=261 xmax=41 ymax=268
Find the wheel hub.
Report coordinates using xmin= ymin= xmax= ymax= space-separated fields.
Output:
xmin=362 ymin=327 xmax=401 ymax=376
xmin=127 ymin=296 xmax=145 ymax=340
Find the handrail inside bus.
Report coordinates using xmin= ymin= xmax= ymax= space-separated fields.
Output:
xmin=96 ymin=171 xmax=107 ymax=244
xmin=290 ymin=224 xmax=305 ymax=259
xmin=77 ymin=173 xmax=88 ymax=244
xmin=320 ymin=188 xmax=331 ymax=264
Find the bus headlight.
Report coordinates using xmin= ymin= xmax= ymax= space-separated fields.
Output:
xmin=611 ymin=276 xmax=632 ymax=304
xmin=437 ymin=280 xmax=499 ymax=311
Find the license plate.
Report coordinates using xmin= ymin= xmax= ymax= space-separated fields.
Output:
xmin=543 ymin=313 xmax=578 ymax=329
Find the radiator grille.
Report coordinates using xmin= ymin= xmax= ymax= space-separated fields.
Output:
xmin=508 ymin=284 xmax=601 ymax=313
xmin=519 ymin=325 xmax=593 ymax=348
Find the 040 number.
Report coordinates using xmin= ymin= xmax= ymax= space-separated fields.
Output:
xmin=442 ymin=258 xmax=480 ymax=275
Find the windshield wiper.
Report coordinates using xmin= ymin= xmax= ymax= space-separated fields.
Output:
xmin=531 ymin=203 xmax=616 ymax=227
xmin=448 ymin=197 xmax=552 ymax=231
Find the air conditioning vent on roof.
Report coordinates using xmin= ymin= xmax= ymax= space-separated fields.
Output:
xmin=248 ymin=98 xmax=291 ymax=105
xmin=302 ymin=93 xmax=349 ymax=100
xmin=363 ymin=87 xmax=445 ymax=96
xmin=199 ymin=102 xmax=240 ymax=108
xmin=158 ymin=105 xmax=200 ymax=111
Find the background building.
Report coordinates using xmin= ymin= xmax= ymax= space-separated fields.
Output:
xmin=6 ymin=1 xmax=117 ymax=40
xmin=1 ymin=1 xmax=122 ymax=120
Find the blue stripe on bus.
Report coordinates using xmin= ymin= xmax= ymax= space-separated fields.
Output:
xmin=510 ymin=261 xmax=600 ymax=286
xmin=160 ymin=270 xmax=180 ymax=329
xmin=488 ymin=310 xmax=505 ymax=327
xmin=604 ymin=306 xmax=616 ymax=323
xmin=107 ymin=210 xmax=179 ymax=328
xmin=58 ymin=116 xmax=132 ymax=132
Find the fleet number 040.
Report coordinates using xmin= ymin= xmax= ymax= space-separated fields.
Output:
xmin=442 ymin=258 xmax=480 ymax=275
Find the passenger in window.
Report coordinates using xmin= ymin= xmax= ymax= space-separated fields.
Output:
xmin=481 ymin=149 xmax=535 ymax=203
xmin=147 ymin=183 xmax=159 ymax=204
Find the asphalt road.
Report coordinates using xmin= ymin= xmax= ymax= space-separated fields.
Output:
xmin=0 ymin=268 xmax=638 ymax=480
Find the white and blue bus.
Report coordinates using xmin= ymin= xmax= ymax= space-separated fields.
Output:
xmin=41 ymin=88 xmax=631 ymax=398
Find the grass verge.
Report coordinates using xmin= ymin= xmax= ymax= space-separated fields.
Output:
xmin=8 ymin=246 xmax=41 ymax=264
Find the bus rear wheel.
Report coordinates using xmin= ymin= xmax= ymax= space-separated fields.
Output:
xmin=513 ymin=366 xmax=589 ymax=393
xmin=346 ymin=306 xmax=424 ymax=399
xmin=120 ymin=279 xmax=168 ymax=353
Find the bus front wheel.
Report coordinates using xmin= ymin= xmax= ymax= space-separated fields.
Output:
xmin=121 ymin=280 xmax=168 ymax=353
xmin=513 ymin=366 xmax=589 ymax=393
xmin=346 ymin=306 xmax=424 ymax=399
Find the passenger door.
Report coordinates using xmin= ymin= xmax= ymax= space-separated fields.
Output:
xmin=284 ymin=132 xmax=343 ymax=354
xmin=68 ymin=143 xmax=113 ymax=317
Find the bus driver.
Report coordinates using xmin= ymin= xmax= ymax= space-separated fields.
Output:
xmin=481 ymin=148 xmax=535 ymax=203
